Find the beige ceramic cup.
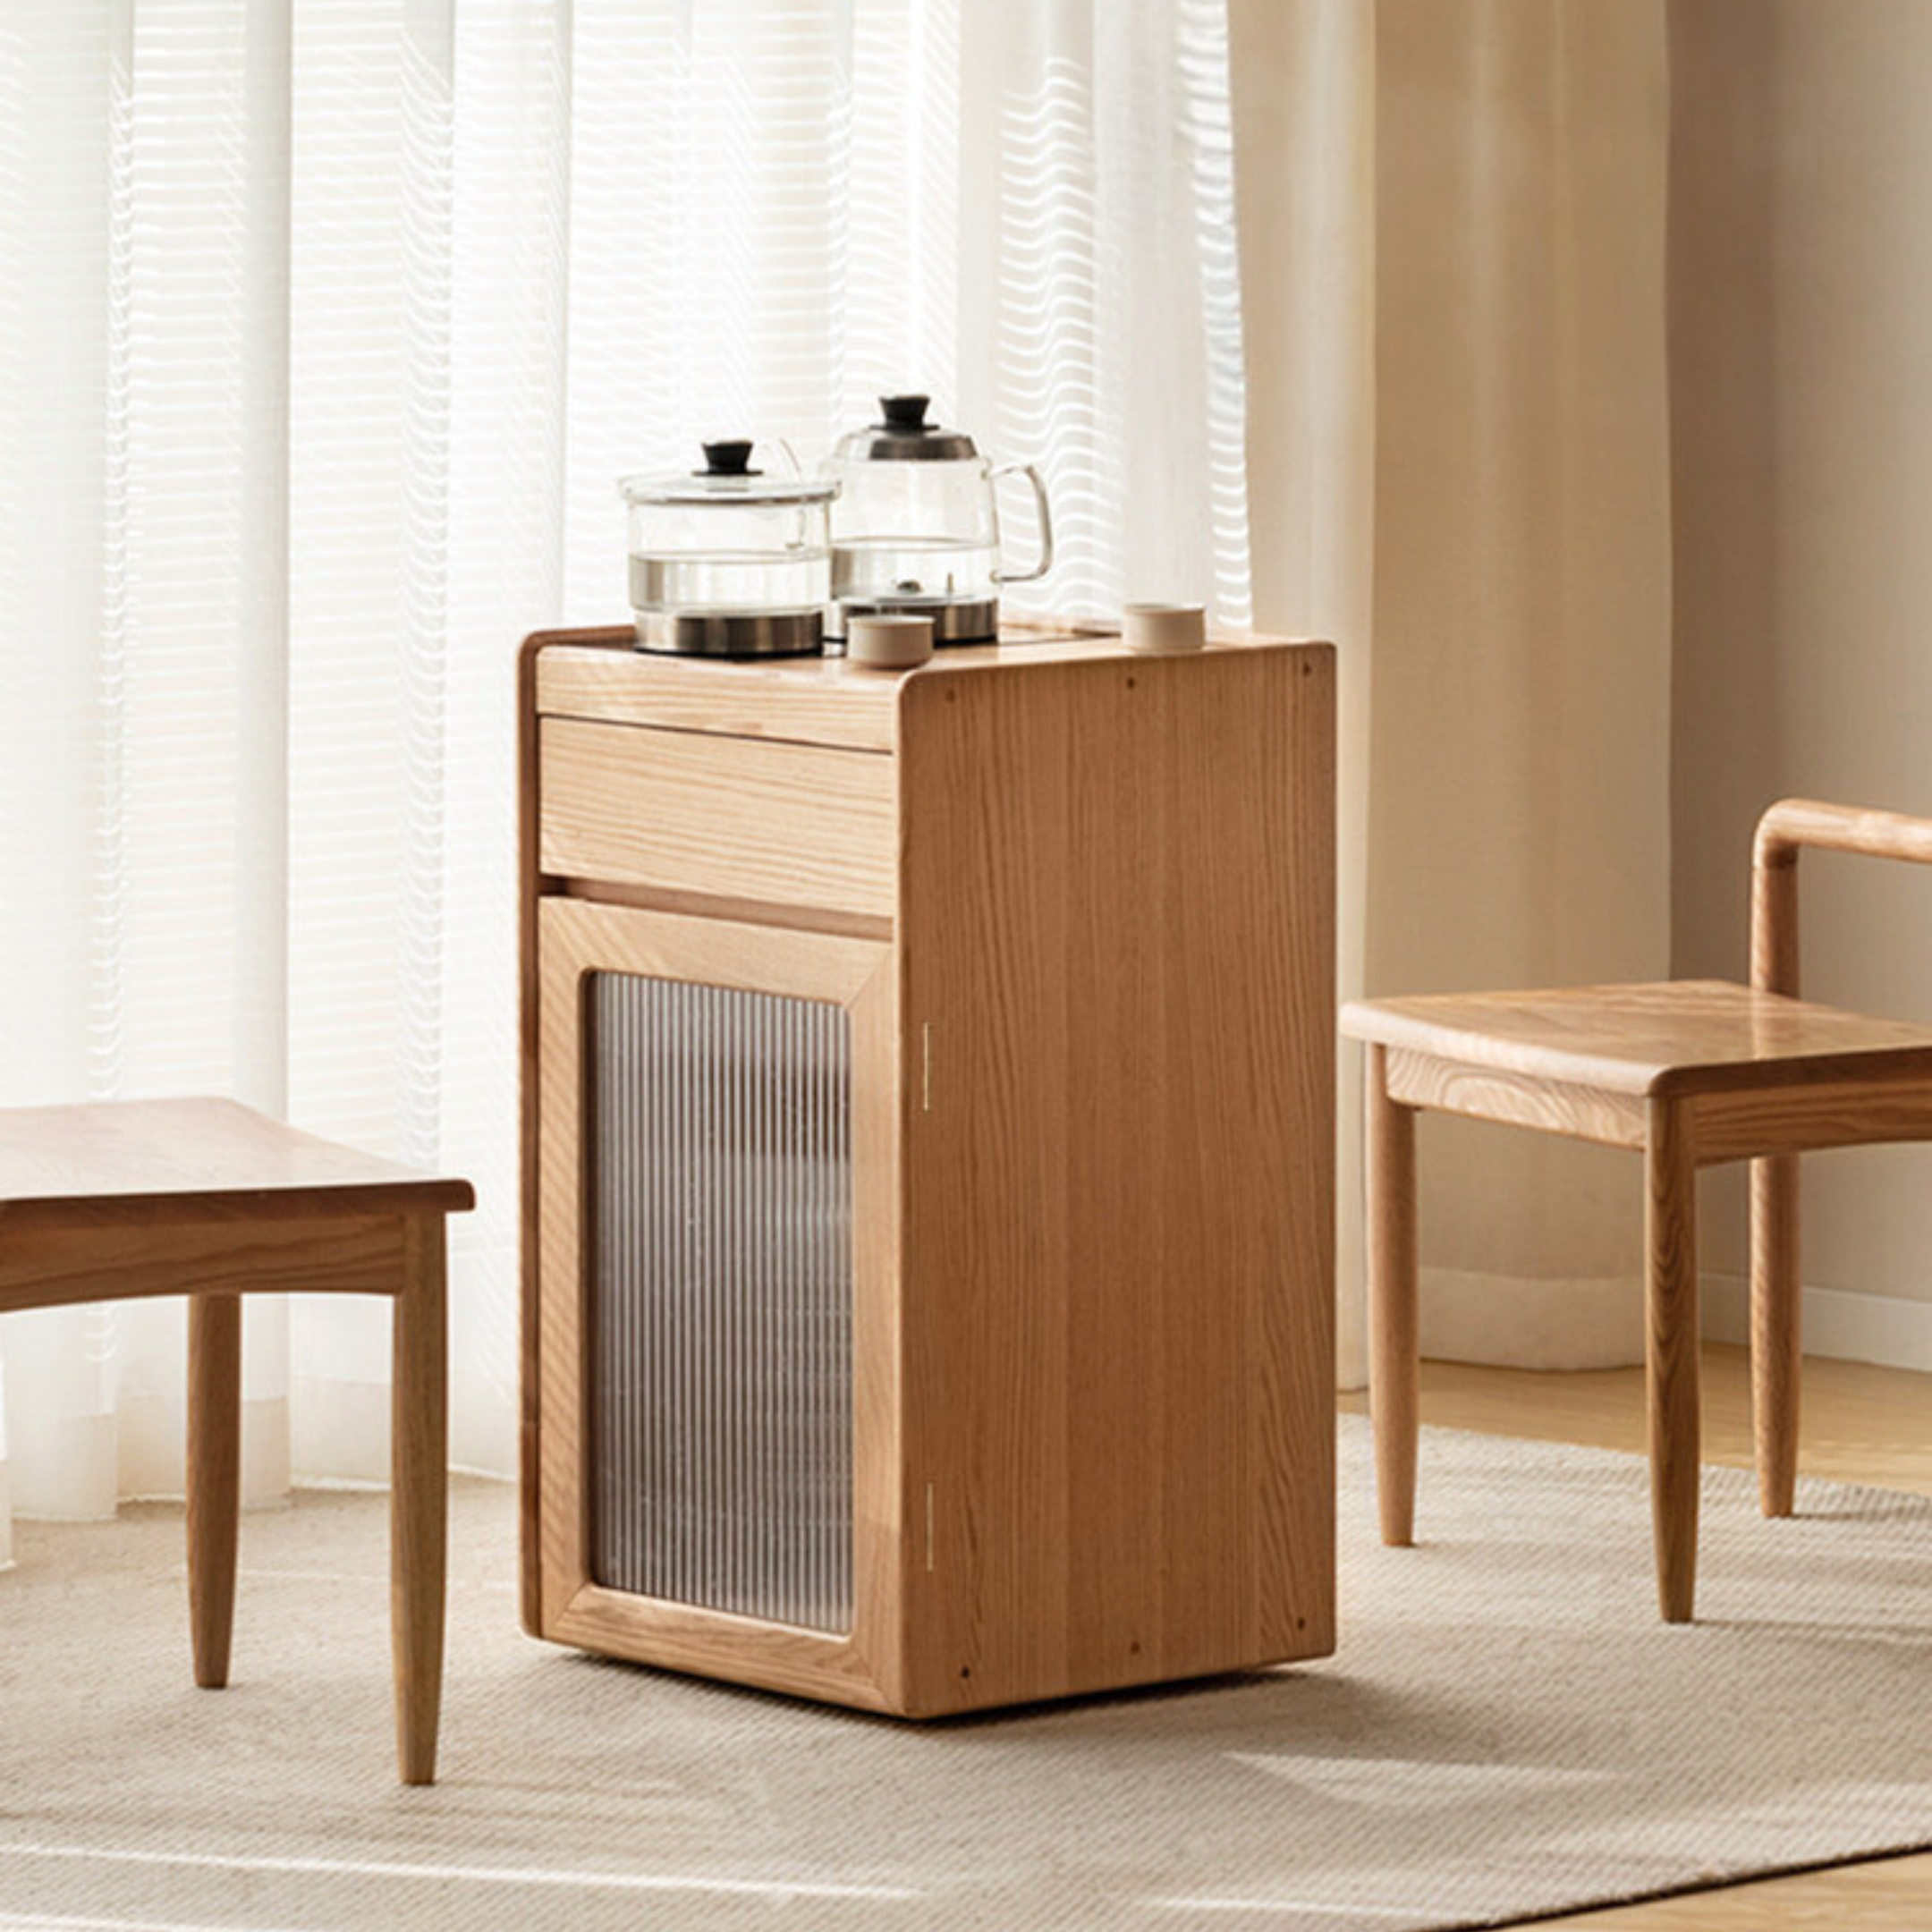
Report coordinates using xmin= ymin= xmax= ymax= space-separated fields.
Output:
xmin=846 ymin=613 xmax=936 ymax=670
xmin=1123 ymin=602 xmax=1208 ymax=653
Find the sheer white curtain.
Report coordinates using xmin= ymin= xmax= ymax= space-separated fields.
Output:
xmin=0 ymin=0 xmax=1255 ymax=1558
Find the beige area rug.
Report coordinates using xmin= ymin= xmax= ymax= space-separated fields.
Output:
xmin=0 ymin=1419 xmax=1927 ymax=1932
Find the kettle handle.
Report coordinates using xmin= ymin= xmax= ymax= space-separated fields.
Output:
xmin=992 ymin=462 xmax=1055 ymax=585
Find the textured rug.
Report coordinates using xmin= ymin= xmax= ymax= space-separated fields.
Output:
xmin=0 ymin=1419 xmax=1927 ymax=1932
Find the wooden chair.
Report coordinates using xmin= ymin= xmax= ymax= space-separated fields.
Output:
xmin=1340 ymin=800 xmax=1932 ymax=1623
xmin=0 ymin=1097 xmax=473 ymax=1781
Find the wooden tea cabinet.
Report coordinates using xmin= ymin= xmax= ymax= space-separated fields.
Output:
xmin=520 ymin=623 xmax=1335 ymax=1716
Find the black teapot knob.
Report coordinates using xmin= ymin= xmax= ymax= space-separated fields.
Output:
xmin=877 ymin=395 xmax=930 ymax=431
xmin=701 ymin=439 xmax=755 ymax=475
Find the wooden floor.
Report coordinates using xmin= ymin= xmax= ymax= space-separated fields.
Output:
xmin=1343 ymin=1344 xmax=1932 ymax=1929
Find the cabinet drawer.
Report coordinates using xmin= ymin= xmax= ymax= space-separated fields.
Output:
xmin=538 ymin=716 xmax=895 ymax=919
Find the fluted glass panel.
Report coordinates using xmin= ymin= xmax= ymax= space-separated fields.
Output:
xmin=587 ymin=972 xmax=852 ymax=1634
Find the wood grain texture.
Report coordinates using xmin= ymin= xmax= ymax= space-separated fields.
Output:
xmin=537 ymin=640 xmax=903 ymax=753
xmin=537 ymin=895 xmax=887 ymax=1007
xmin=1385 ymin=1046 xmax=1648 ymax=1148
xmin=1745 ymin=797 xmax=1932 ymax=1530
xmin=894 ymin=641 xmax=1335 ymax=1714
xmin=0 ymin=1097 xmax=472 ymax=1232
xmin=1753 ymin=795 xmax=1932 ymax=874
xmin=1645 ymin=1098 xmax=1700 ymax=1623
xmin=1551 ymin=1858 xmax=1932 ymax=1932
xmin=1366 ymin=1046 xmax=1419 ymax=1546
xmin=517 ymin=631 xmax=545 ymax=1636
xmin=1748 ymin=817 xmax=1802 ymax=1527
xmin=1344 ymin=793 xmax=1932 ymax=1621
xmin=1341 ymin=1344 xmax=1932 ymax=1502
xmin=552 ymin=876 xmax=892 ymax=945
xmin=0 ymin=1100 xmax=468 ymax=1785
xmin=538 ymin=716 xmax=895 ymax=919
xmin=391 ymin=1216 xmax=448 ymax=1785
xmin=1750 ymin=1152 xmax=1801 ymax=1518
xmin=846 ymin=950 xmax=905 ymax=1711
xmin=521 ymin=627 xmax=1337 ymax=1718
xmin=0 ymin=1215 xmax=411 ymax=1311
xmin=1690 ymin=1072 xmax=1932 ymax=1165
xmin=529 ymin=622 xmax=1246 ymax=754
xmin=186 ymin=1293 xmax=242 ymax=1690
xmin=1346 ymin=798 xmax=1932 ymax=1593
xmin=1343 ymin=980 xmax=1932 ymax=1098
xmin=549 ymin=1586 xmax=892 ymax=1714
xmin=532 ymin=895 xmax=894 ymax=1709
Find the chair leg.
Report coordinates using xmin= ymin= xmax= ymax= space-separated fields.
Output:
xmin=1367 ymin=1044 xmax=1420 ymax=1546
xmin=1750 ymin=1153 xmax=1801 ymax=1517
xmin=1645 ymin=1100 xmax=1700 ymax=1623
xmin=391 ymin=1216 xmax=448 ymax=1786
xmin=186 ymin=1292 xmax=242 ymax=1689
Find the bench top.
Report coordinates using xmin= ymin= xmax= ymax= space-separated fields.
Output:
xmin=0 ymin=1097 xmax=475 ymax=1231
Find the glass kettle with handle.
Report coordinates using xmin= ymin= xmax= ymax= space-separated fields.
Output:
xmin=824 ymin=395 xmax=1053 ymax=644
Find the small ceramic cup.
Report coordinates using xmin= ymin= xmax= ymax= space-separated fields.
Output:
xmin=1122 ymin=602 xmax=1208 ymax=654
xmin=846 ymin=613 xmax=936 ymax=670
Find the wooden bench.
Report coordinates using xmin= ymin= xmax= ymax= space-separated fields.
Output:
xmin=0 ymin=1097 xmax=473 ymax=1782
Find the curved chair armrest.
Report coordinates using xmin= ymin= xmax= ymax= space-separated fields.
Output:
xmin=1755 ymin=798 xmax=1932 ymax=871
xmin=1751 ymin=798 xmax=1932 ymax=996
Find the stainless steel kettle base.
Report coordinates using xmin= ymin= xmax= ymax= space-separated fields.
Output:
xmin=632 ymin=609 xmax=826 ymax=659
xmin=829 ymin=596 xmax=998 ymax=647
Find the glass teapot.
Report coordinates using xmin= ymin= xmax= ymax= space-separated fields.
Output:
xmin=824 ymin=396 xmax=1053 ymax=643
xmin=619 ymin=439 xmax=835 ymax=657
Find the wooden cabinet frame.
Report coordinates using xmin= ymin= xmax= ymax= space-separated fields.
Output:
xmin=534 ymin=895 xmax=902 ymax=1709
xmin=520 ymin=624 xmax=1337 ymax=1718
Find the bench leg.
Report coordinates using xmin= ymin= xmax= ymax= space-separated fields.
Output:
xmin=1367 ymin=1044 xmax=1420 ymax=1546
xmin=187 ymin=1292 xmax=242 ymax=1689
xmin=392 ymin=1216 xmax=448 ymax=1785
xmin=1645 ymin=1100 xmax=1700 ymax=1623
xmin=1750 ymin=1152 xmax=1801 ymax=1517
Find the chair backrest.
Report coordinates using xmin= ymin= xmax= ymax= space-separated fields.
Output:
xmin=1751 ymin=800 xmax=1932 ymax=997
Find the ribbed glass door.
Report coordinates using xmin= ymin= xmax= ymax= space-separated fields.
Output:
xmin=585 ymin=971 xmax=853 ymax=1633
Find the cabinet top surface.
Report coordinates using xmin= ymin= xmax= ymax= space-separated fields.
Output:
xmin=526 ymin=622 xmax=1331 ymax=752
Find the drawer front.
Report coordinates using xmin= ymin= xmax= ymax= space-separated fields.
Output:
xmin=538 ymin=716 xmax=895 ymax=919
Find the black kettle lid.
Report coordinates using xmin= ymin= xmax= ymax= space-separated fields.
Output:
xmin=834 ymin=394 xmax=979 ymax=462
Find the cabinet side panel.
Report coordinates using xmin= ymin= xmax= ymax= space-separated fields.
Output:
xmin=896 ymin=646 xmax=1335 ymax=1713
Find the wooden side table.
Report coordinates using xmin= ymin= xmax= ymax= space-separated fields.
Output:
xmin=0 ymin=1097 xmax=473 ymax=1783
xmin=520 ymin=623 xmax=1337 ymax=1716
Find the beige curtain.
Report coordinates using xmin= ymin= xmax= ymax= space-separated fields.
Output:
xmin=1231 ymin=0 xmax=1377 ymax=1382
xmin=1236 ymin=0 xmax=1673 ymax=1378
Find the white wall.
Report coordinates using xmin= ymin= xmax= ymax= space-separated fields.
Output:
xmin=1670 ymin=0 xmax=1932 ymax=1368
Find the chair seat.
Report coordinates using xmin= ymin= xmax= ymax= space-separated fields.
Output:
xmin=1341 ymin=979 xmax=1932 ymax=1098
xmin=0 ymin=1097 xmax=474 ymax=1233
